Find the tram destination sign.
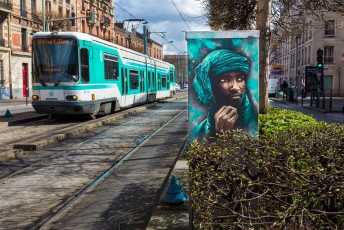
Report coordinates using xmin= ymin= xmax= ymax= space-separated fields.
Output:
xmin=36 ymin=38 xmax=74 ymax=45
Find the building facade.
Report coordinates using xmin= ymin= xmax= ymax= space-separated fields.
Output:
xmin=0 ymin=0 xmax=165 ymax=100
xmin=271 ymin=12 xmax=344 ymax=96
xmin=0 ymin=0 xmax=114 ymax=99
xmin=113 ymin=22 xmax=163 ymax=60
xmin=163 ymin=54 xmax=187 ymax=84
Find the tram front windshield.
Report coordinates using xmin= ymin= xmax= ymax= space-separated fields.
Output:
xmin=32 ymin=38 xmax=79 ymax=85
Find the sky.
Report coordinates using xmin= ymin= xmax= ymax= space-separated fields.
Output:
xmin=114 ymin=0 xmax=211 ymax=54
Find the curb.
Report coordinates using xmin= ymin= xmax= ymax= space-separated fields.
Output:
xmin=13 ymin=106 xmax=149 ymax=151
xmin=0 ymin=149 xmax=24 ymax=161
xmin=0 ymin=113 xmax=49 ymax=127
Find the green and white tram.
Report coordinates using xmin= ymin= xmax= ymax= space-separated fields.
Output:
xmin=31 ymin=32 xmax=176 ymax=116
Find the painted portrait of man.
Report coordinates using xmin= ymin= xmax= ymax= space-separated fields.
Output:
xmin=186 ymin=31 xmax=259 ymax=141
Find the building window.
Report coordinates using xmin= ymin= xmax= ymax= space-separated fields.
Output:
xmin=20 ymin=0 xmax=27 ymax=17
xmin=21 ymin=28 xmax=28 ymax=51
xmin=0 ymin=21 xmax=4 ymax=46
xmin=324 ymin=46 xmax=334 ymax=63
xmin=82 ymin=20 xmax=86 ymax=33
xmin=0 ymin=60 xmax=3 ymax=86
xmin=45 ymin=1 xmax=51 ymax=14
xmin=325 ymin=20 xmax=335 ymax=36
xmin=31 ymin=0 xmax=37 ymax=17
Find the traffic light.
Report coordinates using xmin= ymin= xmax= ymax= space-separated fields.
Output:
xmin=71 ymin=12 xmax=76 ymax=26
xmin=86 ymin=9 xmax=97 ymax=24
xmin=316 ymin=48 xmax=324 ymax=91
xmin=317 ymin=48 xmax=323 ymax=70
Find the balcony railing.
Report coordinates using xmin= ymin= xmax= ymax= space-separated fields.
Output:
xmin=21 ymin=45 xmax=29 ymax=52
xmin=0 ymin=0 xmax=13 ymax=10
xmin=324 ymin=57 xmax=334 ymax=63
xmin=102 ymin=0 xmax=110 ymax=4
xmin=20 ymin=9 xmax=27 ymax=17
xmin=32 ymin=13 xmax=40 ymax=21
xmin=101 ymin=16 xmax=110 ymax=26
xmin=0 ymin=38 xmax=5 ymax=47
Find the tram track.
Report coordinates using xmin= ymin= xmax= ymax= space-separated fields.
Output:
xmin=0 ymin=93 xmax=185 ymax=229
xmin=0 ymin=118 xmax=82 ymax=150
xmin=37 ymin=108 xmax=187 ymax=230
xmin=0 ymin=100 xmax=187 ymax=229
xmin=0 ymin=105 xmax=156 ymax=182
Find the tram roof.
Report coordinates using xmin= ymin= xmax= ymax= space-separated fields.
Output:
xmin=33 ymin=31 xmax=174 ymax=69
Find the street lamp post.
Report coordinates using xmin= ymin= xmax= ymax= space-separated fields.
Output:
xmin=42 ymin=0 xmax=45 ymax=31
xmin=143 ymin=23 xmax=148 ymax=55
xmin=122 ymin=19 xmax=147 ymax=54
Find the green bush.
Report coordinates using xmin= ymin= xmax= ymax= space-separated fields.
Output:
xmin=259 ymin=106 xmax=319 ymax=138
xmin=187 ymin=107 xmax=344 ymax=229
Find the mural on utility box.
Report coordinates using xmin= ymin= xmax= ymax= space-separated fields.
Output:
xmin=186 ymin=31 xmax=259 ymax=142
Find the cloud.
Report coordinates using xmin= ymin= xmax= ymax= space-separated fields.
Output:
xmin=114 ymin=0 xmax=210 ymax=54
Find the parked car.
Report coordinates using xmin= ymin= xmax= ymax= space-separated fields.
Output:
xmin=268 ymin=79 xmax=279 ymax=97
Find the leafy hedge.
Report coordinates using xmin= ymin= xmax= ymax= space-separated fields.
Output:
xmin=187 ymin=107 xmax=344 ymax=229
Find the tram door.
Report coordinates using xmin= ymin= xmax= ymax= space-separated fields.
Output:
xmin=22 ymin=63 xmax=28 ymax=97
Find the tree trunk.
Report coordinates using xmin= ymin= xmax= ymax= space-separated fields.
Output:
xmin=256 ymin=0 xmax=272 ymax=114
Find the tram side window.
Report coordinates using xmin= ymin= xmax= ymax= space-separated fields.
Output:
xmin=162 ymin=74 xmax=167 ymax=88
xmin=129 ymin=70 xmax=139 ymax=90
xmin=169 ymin=70 xmax=174 ymax=82
xmin=80 ymin=48 xmax=89 ymax=83
xmin=104 ymin=54 xmax=118 ymax=80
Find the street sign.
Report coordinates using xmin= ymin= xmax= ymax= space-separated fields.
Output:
xmin=305 ymin=66 xmax=323 ymax=91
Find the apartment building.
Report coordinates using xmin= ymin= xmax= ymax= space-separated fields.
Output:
xmin=163 ymin=54 xmax=187 ymax=84
xmin=0 ymin=0 xmax=114 ymax=99
xmin=114 ymin=22 xmax=163 ymax=60
xmin=270 ymin=12 xmax=344 ymax=96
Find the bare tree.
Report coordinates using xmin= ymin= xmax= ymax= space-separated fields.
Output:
xmin=199 ymin=0 xmax=344 ymax=113
xmin=35 ymin=11 xmax=72 ymax=32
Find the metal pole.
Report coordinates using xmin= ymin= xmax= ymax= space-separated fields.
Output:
xmin=143 ymin=24 xmax=147 ymax=55
xmin=75 ymin=0 xmax=77 ymax=22
xmin=301 ymin=88 xmax=304 ymax=106
xmin=26 ymin=87 xmax=28 ymax=106
xmin=42 ymin=0 xmax=45 ymax=31
xmin=330 ymin=89 xmax=332 ymax=111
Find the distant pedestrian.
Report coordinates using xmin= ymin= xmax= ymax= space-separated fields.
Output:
xmin=282 ymin=80 xmax=288 ymax=91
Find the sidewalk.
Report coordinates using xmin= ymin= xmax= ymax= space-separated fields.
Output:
xmin=0 ymin=98 xmax=32 ymax=107
xmin=147 ymin=157 xmax=189 ymax=230
xmin=270 ymin=94 xmax=344 ymax=113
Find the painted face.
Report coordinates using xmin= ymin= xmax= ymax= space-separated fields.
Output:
xmin=212 ymin=71 xmax=246 ymax=105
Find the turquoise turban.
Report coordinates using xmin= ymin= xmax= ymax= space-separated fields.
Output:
xmin=193 ymin=49 xmax=250 ymax=107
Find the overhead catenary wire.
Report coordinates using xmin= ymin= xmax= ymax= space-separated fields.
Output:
xmin=114 ymin=2 xmax=184 ymax=53
xmin=170 ymin=0 xmax=192 ymax=31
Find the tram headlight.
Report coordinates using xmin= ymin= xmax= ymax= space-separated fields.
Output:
xmin=32 ymin=95 xmax=39 ymax=100
xmin=66 ymin=95 xmax=78 ymax=101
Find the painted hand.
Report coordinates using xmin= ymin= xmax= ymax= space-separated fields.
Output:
xmin=214 ymin=106 xmax=238 ymax=133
